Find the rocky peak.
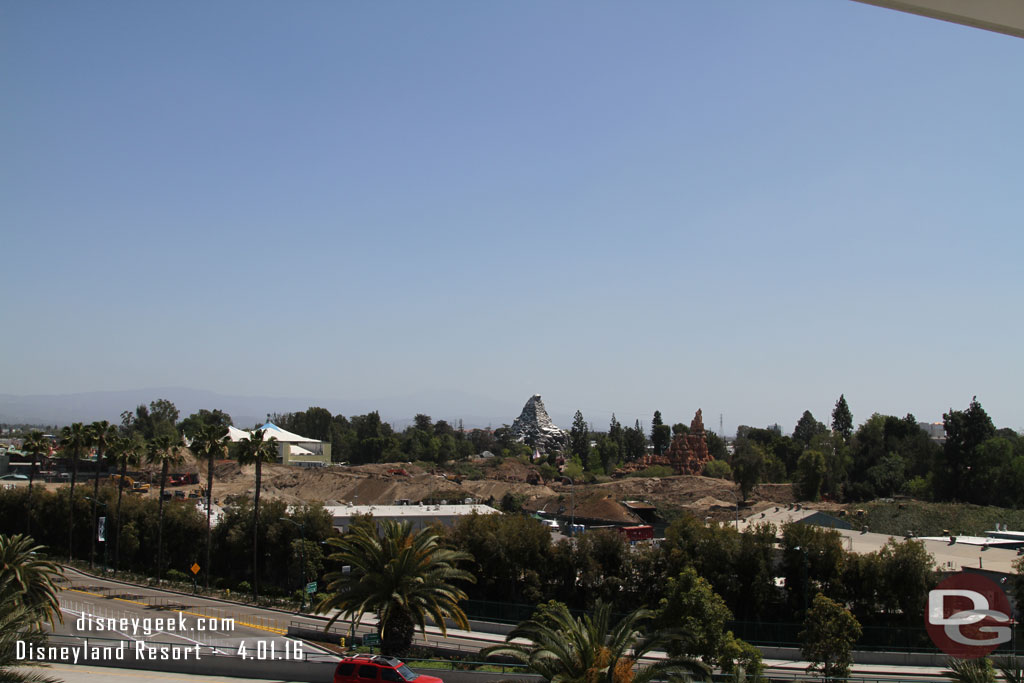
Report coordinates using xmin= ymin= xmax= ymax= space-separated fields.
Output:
xmin=510 ymin=394 xmax=568 ymax=454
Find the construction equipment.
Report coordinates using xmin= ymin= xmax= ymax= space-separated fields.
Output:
xmin=109 ymin=474 xmax=150 ymax=494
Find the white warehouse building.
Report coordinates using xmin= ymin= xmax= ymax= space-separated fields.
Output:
xmin=324 ymin=503 xmax=500 ymax=534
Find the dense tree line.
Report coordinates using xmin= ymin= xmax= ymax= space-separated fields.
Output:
xmin=0 ymin=485 xmax=333 ymax=598
xmin=439 ymin=512 xmax=941 ymax=634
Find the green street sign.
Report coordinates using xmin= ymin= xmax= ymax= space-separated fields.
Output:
xmin=305 ymin=581 xmax=318 ymax=594
xmin=363 ymin=634 xmax=380 ymax=646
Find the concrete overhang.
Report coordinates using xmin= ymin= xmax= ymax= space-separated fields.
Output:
xmin=852 ymin=0 xmax=1024 ymax=39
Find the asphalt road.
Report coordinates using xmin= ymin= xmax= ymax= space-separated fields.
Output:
xmin=10 ymin=663 xmax=318 ymax=683
xmin=41 ymin=567 xmax=962 ymax=683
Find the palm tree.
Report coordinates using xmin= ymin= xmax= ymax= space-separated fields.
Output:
xmin=146 ymin=433 xmax=184 ymax=581
xmin=189 ymin=422 xmax=229 ymax=590
xmin=0 ymin=533 xmax=65 ymax=683
xmin=86 ymin=420 xmax=115 ymax=570
xmin=482 ymin=600 xmax=710 ymax=683
xmin=315 ymin=519 xmax=476 ymax=655
xmin=109 ymin=433 xmax=144 ymax=573
xmin=945 ymin=657 xmax=996 ymax=683
xmin=58 ymin=422 xmax=88 ymax=563
xmin=236 ymin=429 xmax=277 ymax=601
xmin=21 ymin=431 xmax=49 ymax=535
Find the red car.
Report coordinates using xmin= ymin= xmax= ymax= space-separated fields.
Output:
xmin=333 ymin=654 xmax=443 ymax=683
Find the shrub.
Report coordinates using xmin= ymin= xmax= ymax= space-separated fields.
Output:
xmin=703 ymin=460 xmax=733 ymax=480
xmin=166 ymin=569 xmax=188 ymax=583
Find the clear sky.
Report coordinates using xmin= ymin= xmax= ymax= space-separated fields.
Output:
xmin=2 ymin=1 xmax=1022 ymax=434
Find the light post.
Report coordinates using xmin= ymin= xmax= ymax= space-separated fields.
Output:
xmin=280 ymin=517 xmax=307 ymax=612
xmin=559 ymin=477 xmax=575 ymax=536
xmin=85 ymin=497 xmax=108 ymax=574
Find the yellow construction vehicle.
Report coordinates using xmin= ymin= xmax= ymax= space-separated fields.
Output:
xmin=109 ymin=474 xmax=151 ymax=494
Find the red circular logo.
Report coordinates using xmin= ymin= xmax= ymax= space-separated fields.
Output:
xmin=925 ymin=573 xmax=1013 ymax=659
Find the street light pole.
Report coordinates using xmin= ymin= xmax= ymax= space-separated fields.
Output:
xmin=281 ymin=517 xmax=307 ymax=612
xmin=86 ymin=497 xmax=108 ymax=574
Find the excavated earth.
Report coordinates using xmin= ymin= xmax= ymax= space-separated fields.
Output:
xmin=41 ymin=455 xmax=794 ymax=523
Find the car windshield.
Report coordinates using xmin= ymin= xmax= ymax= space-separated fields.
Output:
xmin=396 ymin=665 xmax=418 ymax=681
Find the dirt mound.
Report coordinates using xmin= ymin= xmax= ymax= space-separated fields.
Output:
xmin=124 ymin=455 xmax=794 ymax=524
xmin=685 ymin=496 xmax=734 ymax=509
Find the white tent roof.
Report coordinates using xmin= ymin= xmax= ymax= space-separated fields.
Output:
xmin=227 ymin=422 xmax=322 ymax=444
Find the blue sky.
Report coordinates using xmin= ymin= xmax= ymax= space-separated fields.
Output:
xmin=2 ymin=1 xmax=1022 ymax=433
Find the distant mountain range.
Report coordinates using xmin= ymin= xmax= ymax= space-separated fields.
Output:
xmin=0 ymin=388 xmax=554 ymax=431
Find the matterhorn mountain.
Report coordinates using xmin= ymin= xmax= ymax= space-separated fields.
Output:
xmin=509 ymin=394 xmax=569 ymax=455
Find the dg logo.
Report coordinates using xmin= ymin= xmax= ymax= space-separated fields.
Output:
xmin=926 ymin=573 xmax=1014 ymax=659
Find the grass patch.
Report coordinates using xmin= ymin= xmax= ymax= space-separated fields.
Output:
xmin=859 ymin=500 xmax=1024 ymax=537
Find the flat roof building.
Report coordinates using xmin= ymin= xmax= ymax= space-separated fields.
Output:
xmin=324 ymin=503 xmax=500 ymax=534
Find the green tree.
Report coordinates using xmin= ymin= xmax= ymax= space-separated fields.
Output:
xmin=656 ymin=566 xmax=733 ymax=663
xmin=122 ymin=399 xmax=180 ymax=441
xmin=702 ymin=459 xmax=732 ymax=479
xmin=58 ymin=422 xmax=88 ymax=562
xmin=0 ymin=534 xmax=65 ymax=683
xmin=447 ymin=514 xmax=552 ymax=604
xmin=86 ymin=420 xmax=115 ymax=570
xmin=570 ymin=411 xmax=590 ymax=471
xmin=706 ymin=431 xmax=728 ymax=461
xmin=796 ymin=449 xmax=827 ymax=501
xmin=874 ymin=538 xmax=935 ymax=623
xmin=178 ymin=409 xmax=233 ymax=439
xmin=782 ymin=523 xmax=846 ymax=614
xmin=941 ymin=397 xmax=996 ymax=501
xmin=731 ymin=439 xmax=764 ymax=501
xmin=189 ymin=422 xmax=230 ymax=589
xmin=651 ymin=411 xmax=671 ymax=456
xmin=624 ymin=420 xmax=647 ymax=461
xmin=236 ymin=429 xmax=278 ymax=600
xmin=800 ymin=593 xmax=861 ymax=681
xmin=21 ymin=431 xmax=48 ymax=535
xmin=316 ymin=520 xmax=475 ymax=655
xmin=608 ymin=414 xmax=624 ymax=453
xmin=793 ymin=411 xmax=828 ymax=448
xmin=831 ymin=395 xmax=853 ymax=442
xmin=147 ymin=433 xmax=185 ymax=580
xmin=595 ymin=436 xmax=621 ymax=475
xmin=483 ymin=600 xmax=708 ymax=683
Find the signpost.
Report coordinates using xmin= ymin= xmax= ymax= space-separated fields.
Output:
xmin=363 ymin=633 xmax=380 ymax=652
xmin=305 ymin=581 xmax=317 ymax=595
xmin=190 ymin=563 xmax=200 ymax=593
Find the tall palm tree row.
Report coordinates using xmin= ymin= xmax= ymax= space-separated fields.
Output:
xmin=315 ymin=519 xmax=476 ymax=656
xmin=58 ymin=422 xmax=88 ymax=563
xmin=146 ymin=433 xmax=185 ymax=581
xmin=109 ymin=432 xmax=144 ymax=573
xmin=189 ymin=422 xmax=229 ymax=590
xmin=0 ymin=533 xmax=65 ymax=683
xmin=86 ymin=420 xmax=115 ymax=570
xmin=20 ymin=431 xmax=49 ymax=536
xmin=482 ymin=600 xmax=710 ymax=683
xmin=236 ymin=429 xmax=277 ymax=601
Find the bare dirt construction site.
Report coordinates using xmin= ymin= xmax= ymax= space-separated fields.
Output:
xmin=30 ymin=457 xmax=795 ymax=524
xmin=146 ymin=457 xmax=794 ymax=524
